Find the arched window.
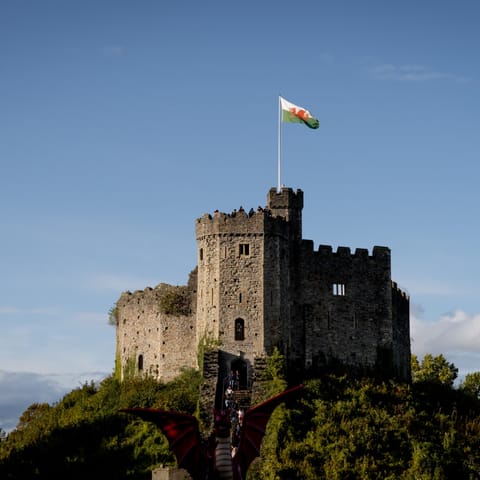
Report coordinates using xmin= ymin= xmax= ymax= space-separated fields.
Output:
xmin=138 ymin=354 xmax=144 ymax=371
xmin=235 ymin=318 xmax=245 ymax=341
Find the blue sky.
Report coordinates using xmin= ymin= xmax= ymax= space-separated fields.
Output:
xmin=1 ymin=0 xmax=480 ymax=431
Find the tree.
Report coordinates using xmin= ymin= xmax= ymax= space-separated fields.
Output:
xmin=16 ymin=403 xmax=51 ymax=431
xmin=460 ymin=371 xmax=480 ymax=399
xmin=108 ymin=304 xmax=118 ymax=326
xmin=411 ymin=354 xmax=458 ymax=387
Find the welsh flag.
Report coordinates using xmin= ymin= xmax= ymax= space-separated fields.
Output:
xmin=280 ymin=96 xmax=319 ymax=129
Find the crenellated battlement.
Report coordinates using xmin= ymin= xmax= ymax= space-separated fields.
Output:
xmin=195 ymin=205 xmax=295 ymax=239
xmin=196 ymin=206 xmax=270 ymax=228
xmin=116 ymin=185 xmax=411 ymax=386
xmin=267 ymin=187 xmax=304 ymax=210
xmin=301 ymin=241 xmax=391 ymax=263
xmin=392 ymin=281 xmax=410 ymax=302
xmin=196 ymin=187 xmax=304 ymax=242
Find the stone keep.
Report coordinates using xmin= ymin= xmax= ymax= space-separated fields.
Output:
xmin=116 ymin=187 xmax=410 ymax=384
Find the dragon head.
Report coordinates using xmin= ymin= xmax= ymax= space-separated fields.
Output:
xmin=213 ymin=409 xmax=231 ymax=438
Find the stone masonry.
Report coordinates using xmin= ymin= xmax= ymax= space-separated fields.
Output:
xmin=115 ymin=187 xmax=410 ymax=391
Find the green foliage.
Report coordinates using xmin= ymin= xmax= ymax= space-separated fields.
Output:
xmin=460 ymin=371 xmax=480 ymax=399
xmin=262 ymin=347 xmax=288 ymax=396
xmin=248 ymin=348 xmax=289 ymax=479
xmin=2 ymin=354 xmax=480 ymax=479
xmin=411 ymin=353 xmax=458 ymax=387
xmin=108 ymin=303 xmax=118 ymax=326
xmin=249 ymin=372 xmax=480 ymax=479
xmin=122 ymin=355 xmax=137 ymax=380
xmin=159 ymin=287 xmax=191 ymax=316
xmin=0 ymin=369 xmax=201 ymax=479
xmin=196 ymin=333 xmax=221 ymax=373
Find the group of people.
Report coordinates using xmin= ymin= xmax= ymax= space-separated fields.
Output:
xmin=223 ymin=371 xmax=245 ymax=454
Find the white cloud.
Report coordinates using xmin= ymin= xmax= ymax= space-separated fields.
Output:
xmin=370 ymin=63 xmax=469 ymax=83
xmin=411 ymin=308 xmax=480 ymax=368
xmin=0 ymin=370 xmax=108 ymax=432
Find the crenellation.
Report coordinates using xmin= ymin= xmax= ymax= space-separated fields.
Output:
xmin=372 ymin=245 xmax=391 ymax=258
xmin=354 ymin=248 xmax=369 ymax=258
xmin=115 ymin=186 xmax=411 ymax=392
xmin=318 ymin=245 xmax=333 ymax=255
xmin=336 ymin=246 xmax=351 ymax=256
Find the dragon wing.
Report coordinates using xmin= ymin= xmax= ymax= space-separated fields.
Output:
xmin=120 ymin=407 xmax=208 ymax=480
xmin=233 ymin=384 xmax=304 ymax=479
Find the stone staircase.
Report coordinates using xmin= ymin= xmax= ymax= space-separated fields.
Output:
xmin=233 ymin=389 xmax=251 ymax=409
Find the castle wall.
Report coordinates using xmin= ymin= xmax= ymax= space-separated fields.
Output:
xmin=115 ymin=186 xmax=411 ymax=387
xmin=116 ymin=285 xmax=197 ymax=382
xmin=263 ymin=188 xmax=303 ymax=359
xmin=298 ymin=243 xmax=396 ymax=374
xmin=391 ymin=282 xmax=411 ymax=379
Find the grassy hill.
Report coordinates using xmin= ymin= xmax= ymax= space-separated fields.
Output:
xmin=1 ymin=356 xmax=480 ymax=479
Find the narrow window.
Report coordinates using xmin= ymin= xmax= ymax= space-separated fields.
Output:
xmin=239 ymin=243 xmax=250 ymax=256
xmin=353 ymin=313 xmax=358 ymax=329
xmin=199 ymin=248 xmax=203 ymax=261
xmin=239 ymin=293 xmax=242 ymax=303
xmin=138 ymin=354 xmax=144 ymax=371
xmin=235 ymin=318 xmax=245 ymax=341
xmin=332 ymin=283 xmax=346 ymax=296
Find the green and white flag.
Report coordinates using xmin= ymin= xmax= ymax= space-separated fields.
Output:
xmin=280 ymin=96 xmax=319 ymax=129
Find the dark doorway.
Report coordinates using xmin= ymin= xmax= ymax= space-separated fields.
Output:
xmin=231 ymin=357 xmax=248 ymax=389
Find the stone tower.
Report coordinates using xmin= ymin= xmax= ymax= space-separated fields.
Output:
xmin=195 ymin=188 xmax=304 ymax=384
xmin=115 ymin=186 xmax=410 ymax=387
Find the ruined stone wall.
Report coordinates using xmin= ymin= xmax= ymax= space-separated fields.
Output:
xmin=116 ymin=283 xmax=197 ymax=383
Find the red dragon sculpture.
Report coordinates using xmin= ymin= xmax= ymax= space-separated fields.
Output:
xmin=121 ymin=384 xmax=303 ymax=480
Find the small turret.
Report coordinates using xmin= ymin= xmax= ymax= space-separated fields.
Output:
xmin=267 ymin=187 xmax=303 ymax=241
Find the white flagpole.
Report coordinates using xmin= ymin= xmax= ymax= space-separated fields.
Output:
xmin=277 ymin=95 xmax=282 ymax=192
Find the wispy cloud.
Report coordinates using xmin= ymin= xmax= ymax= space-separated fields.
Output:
xmin=411 ymin=308 xmax=480 ymax=359
xmin=70 ymin=311 xmax=107 ymax=325
xmin=100 ymin=45 xmax=125 ymax=57
xmin=0 ymin=306 xmax=61 ymax=316
xmin=404 ymin=280 xmax=462 ymax=297
xmin=370 ymin=63 xmax=469 ymax=83
xmin=0 ymin=370 xmax=108 ymax=432
xmin=87 ymin=273 xmax=157 ymax=293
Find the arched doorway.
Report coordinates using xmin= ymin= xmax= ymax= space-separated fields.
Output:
xmin=230 ymin=357 xmax=248 ymax=389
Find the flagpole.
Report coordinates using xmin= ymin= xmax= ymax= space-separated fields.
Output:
xmin=277 ymin=95 xmax=281 ymax=192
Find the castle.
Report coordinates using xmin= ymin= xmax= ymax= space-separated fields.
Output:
xmin=115 ymin=187 xmax=411 ymax=393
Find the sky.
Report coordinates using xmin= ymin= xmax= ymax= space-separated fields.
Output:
xmin=1 ymin=0 xmax=480 ymax=432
